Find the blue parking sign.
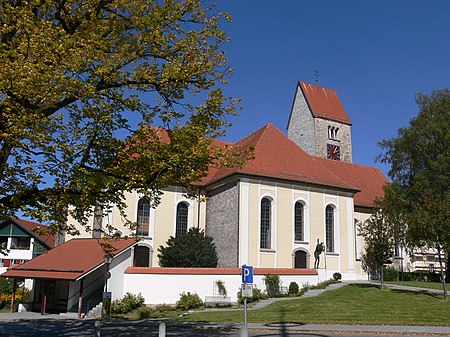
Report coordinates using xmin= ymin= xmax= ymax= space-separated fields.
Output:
xmin=242 ymin=265 xmax=253 ymax=284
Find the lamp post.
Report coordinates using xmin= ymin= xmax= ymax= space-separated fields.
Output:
xmin=102 ymin=253 xmax=113 ymax=320
xmin=104 ymin=253 xmax=113 ymax=292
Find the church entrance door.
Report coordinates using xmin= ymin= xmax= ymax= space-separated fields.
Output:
xmin=294 ymin=250 xmax=307 ymax=268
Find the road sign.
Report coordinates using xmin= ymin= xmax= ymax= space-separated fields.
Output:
xmin=241 ymin=283 xmax=253 ymax=298
xmin=242 ymin=265 xmax=253 ymax=284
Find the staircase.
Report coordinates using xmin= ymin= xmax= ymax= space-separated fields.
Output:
xmin=85 ymin=302 xmax=103 ymax=319
xmin=67 ymin=286 xmax=104 ymax=318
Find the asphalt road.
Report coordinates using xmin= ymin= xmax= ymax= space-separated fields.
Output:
xmin=0 ymin=320 xmax=449 ymax=337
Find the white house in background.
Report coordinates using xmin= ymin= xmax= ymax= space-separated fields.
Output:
xmin=0 ymin=218 xmax=55 ymax=288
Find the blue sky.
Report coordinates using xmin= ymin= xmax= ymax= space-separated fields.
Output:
xmin=213 ymin=1 xmax=450 ymax=175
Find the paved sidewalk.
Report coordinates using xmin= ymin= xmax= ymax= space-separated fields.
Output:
xmin=0 ymin=311 xmax=78 ymax=321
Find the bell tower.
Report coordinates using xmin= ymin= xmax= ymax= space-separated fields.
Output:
xmin=287 ymin=81 xmax=353 ymax=163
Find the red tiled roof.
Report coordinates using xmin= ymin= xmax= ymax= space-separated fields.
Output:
xmin=200 ymin=123 xmax=386 ymax=207
xmin=125 ymin=267 xmax=317 ymax=275
xmin=299 ymin=81 xmax=352 ymax=125
xmin=202 ymin=124 xmax=358 ymax=191
xmin=2 ymin=218 xmax=56 ymax=248
xmin=1 ymin=238 xmax=137 ymax=280
xmin=316 ymin=158 xmax=388 ymax=207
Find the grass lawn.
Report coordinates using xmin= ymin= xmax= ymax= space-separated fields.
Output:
xmin=177 ymin=284 xmax=450 ymax=326
xmin=383 ymin=280 xmax=447 ymax=291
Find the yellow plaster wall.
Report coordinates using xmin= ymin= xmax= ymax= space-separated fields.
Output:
xmin=240 ymin=179 xmax=362 ymax=276
xmin=66 ymin=187 xmax=206 ymax=268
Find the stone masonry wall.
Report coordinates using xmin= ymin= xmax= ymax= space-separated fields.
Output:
xmin=206 ymin=181 xmax=239 ymax=267
xmin=287 ymin=86 xmax=315 ymax=155
xmin=314 ymin=118 xmax=352 ymax=162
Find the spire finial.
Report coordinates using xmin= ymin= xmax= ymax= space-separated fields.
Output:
xmin=314 ymin=69 xmax=319 ymax=85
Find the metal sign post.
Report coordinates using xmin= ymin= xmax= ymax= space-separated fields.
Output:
xmin=241 ymin=265 xmax=253 ymax=337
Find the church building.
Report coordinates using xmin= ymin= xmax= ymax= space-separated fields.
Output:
xmin=63 ymin=80 xmax=387 ymax=280
xmin=3 ymin=81 xmax=389 ymax=314
xmin=3 ymin=82 xmax=437 ymax=313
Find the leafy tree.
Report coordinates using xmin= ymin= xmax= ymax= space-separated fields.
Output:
xmin=0 ymin=277 xmax=14 ymax=295
xmin=157 ymin=227 xmax=218 ymax=267
xmin=359 ymin=208 xmax=395 ymax=289
xmin=378 ymin=89 xmax=450 ymax=298
xmin=0 ymin=0 xmax=244 ymax=236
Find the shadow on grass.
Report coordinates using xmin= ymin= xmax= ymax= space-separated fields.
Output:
xmin=254 ymin=306 xmax=329 ymax=337
xmin=390 ymin=288 xmax=443 ymax=299
xmin=351 ymin=282 xmax=444 ymax=299
xmin=348 ymin=283 xmax=381 ymax=289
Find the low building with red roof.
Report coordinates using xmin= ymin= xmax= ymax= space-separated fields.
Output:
xmin=2 ymin=238 xmax=138 ymax=316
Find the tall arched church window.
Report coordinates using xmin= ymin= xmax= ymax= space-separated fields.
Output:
xmin=260 ymin=198 xmax=272 ymax=249
xmin=176 ymin=202 xmax=189 ymax=237
xmin=136 ymin=197 xmax=150 ymax=237
xmin=325 ymin=205 xmax=334 ymax=252
xmin=294 ymin=202 xmax=304 ymax=241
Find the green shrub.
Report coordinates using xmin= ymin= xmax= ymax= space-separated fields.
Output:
xmin=176 ymin=292 xmax=203 ymax=311
xmin=111 ymin=292 xmax=145 ymax=314
xmin=415 ymin=273 xmax=428 ymax=282
xmin=401 ymin=272 xmax=413 ymax=281
xmin=155 ymin=303 xmax=174 ymax=312
xmin=136 ymin=304 xmax=178 ymax=319
xmin=158 ymin=227 xmax=218 ymax=267
xmin=383 ymin=267 xmax=399 ymax=282
xmin=264 ymin=274 xmax=282 ymax=296
xmin=333 ymin=272 xmax=342 ymax=281
xmin=237 ymin=285 xmax=268 ymax=304
xmin=137 ymin=306 xmax=154 ymax=319
xmin=263 ymin=274 xmax=281 ymax=287
xmin=288 ymin=282 xmax=299 ymax=295
xmin=311 ymin=279 xmax=337 ymax=290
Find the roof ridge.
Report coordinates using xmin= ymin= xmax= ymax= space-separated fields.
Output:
xmin=234 ymin=123 xmax=271 ymax=146
xmin=299 ymin=80 xmax=336 ymax=92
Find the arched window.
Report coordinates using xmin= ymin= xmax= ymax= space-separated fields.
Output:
xmin=325 ymin=205 xmax=334 ymax=252
xmin=176 ymin=202 xmax=189 ymax=237
xmin=294 ymin=202 xmax=304 ymax=241
xmin=136 ymin=197 xmax=150 ymax=236
xmin=260 ymin=198 xmax=272 ymax=249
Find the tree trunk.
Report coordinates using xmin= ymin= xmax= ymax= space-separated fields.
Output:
xmin=446 ymin=249 xmax=450 ymax=283
xmin=380 ymin=265 xmax=384 ymax=290
xmin=437 ymin=246 xmax=447 ymax=300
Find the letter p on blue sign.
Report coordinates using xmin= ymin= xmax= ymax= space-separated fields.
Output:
xmin=242 ymin=265 xmax=253 ymax=284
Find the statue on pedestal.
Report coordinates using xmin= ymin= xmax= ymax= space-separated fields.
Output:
xmin=314 ymin=239 xmax=324 ymax=269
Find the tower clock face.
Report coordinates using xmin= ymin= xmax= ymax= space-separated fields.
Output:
xmin=327 ymin=144 xmax=341 ymax=161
